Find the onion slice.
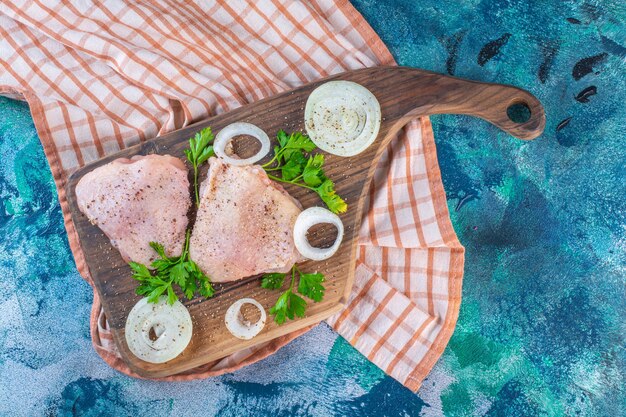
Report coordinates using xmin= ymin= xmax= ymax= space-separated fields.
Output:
xmin=225 ymin=298 xmax=267 ymax=340
xmin=304 ymin=80 xmax=381 ymax=157
xmin=293 ymin=207 xmax=344 ymax=261
xmin=125 ymin=296 xmax=192 ymax=363
xmin=214 ymin=122 xmax=270 ymax=166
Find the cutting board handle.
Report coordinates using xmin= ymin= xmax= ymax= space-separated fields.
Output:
xmin=466 ymin=82 xmax=545 ymax=140
xmin=366 ymin=67 xmax=546 ymax=141
xmin=414 ymin=77 xmax=546 ymax=141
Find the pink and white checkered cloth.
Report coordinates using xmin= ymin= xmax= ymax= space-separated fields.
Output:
xmin=0 ymin=0 xmax=463 ymax=392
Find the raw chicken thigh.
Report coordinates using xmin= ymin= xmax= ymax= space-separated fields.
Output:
xmin=75 ymin=154 xmax=190 ymax=265
xmin=190 ymin=158 xmax=301 ymax=282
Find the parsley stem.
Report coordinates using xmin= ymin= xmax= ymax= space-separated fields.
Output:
xmin=290 ymin=265 xmax=297 ymax=290
xmin=183 ymin=229 xmax=191 ymax=259
xmin=267 ymin=174 xmax=315 ymax=190
xmin=261 ymin=152 xmax=282 ymax=168
xmin=193 ymin=164 xmax=200 ymax=207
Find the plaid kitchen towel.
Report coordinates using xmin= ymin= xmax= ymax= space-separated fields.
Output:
xmin=0 ymin=0 xmax=464 ymax=392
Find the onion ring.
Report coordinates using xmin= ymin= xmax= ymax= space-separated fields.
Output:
xmin=304 ymin=81 xmax=381 ymax=157
xmin=214 ymin=122 xmax=270 ymax=166
xmin=125 ymin=296 xmax=192 ymax=363
xmin=293 ymin=207 xmax=344 ymax=260
xmin=225 ymin=298 xmax=267 ymax=340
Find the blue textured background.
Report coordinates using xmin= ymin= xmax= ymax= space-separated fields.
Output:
xmin=1 ymin=1 xmax=624 ymax=416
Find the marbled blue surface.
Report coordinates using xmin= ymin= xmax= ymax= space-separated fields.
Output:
xmin=1 ymin=1 xmax=624 ymax=416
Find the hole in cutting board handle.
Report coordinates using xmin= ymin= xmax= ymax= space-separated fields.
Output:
xmin=506 ymin=102 xmax=532 ymax=124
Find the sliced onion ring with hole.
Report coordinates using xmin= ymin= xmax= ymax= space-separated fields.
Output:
xmin=214 ymin=122 xmax=270 ymax=166
xmin=125 ymin=296 xmax=192 ymax=364
xmin=304 ymin=80 xmax=381 ymax=157
xmin=294 ymin=207 xmax=344 ymax=261
xmin=225 ymin=298 xmax=267 ymax=340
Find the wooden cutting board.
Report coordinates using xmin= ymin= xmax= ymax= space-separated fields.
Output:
xmin=65 ymin=66 xmax=545 ymax=378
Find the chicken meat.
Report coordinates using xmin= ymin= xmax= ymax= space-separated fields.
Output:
xmin=189 ymin=158 xmax=301 ymax=282
xmin=75 ymin=154 xmax=190 ymax=265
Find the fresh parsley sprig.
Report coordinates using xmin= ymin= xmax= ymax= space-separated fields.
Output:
xmin=261 ymin=130 xmax=347 ymax=214
xmin=184 ymin=127 xmax=215 ymax=206
xmin=130 ymin=230 xmax=215 ymax=305
xmin=261 ymin=265 xmax=325 ymax=324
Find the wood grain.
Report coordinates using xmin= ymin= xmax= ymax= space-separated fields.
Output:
xmin=65 ymin=66 xmax=545 ymax=377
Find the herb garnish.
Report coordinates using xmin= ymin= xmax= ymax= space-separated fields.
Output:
xmin=261 ymin=265 xmax=325 ymax=324
xmin=261 ymin=130 xmax=347 ymax=214
xmin=185 ymin=127 xmax=215 ymax=206
xmin=130 ymin=230 xmax=215 ymax=305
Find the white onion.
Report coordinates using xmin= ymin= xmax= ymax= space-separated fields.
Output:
xmin=293 ymin=207 xmax=344 ymax=261
xmin=225 ymin=298 xmax=267 ymax=340
xmin=214 ymin=122 xmax=270 ymax=166
xmin=125 ymin=296 xmax=192 ymax=363
xmin=304 ymin=80 xmax=381 ymax=157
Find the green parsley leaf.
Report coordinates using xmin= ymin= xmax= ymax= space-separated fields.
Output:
xmin=186 ymin=127 xmax=215 ymax=206
xmin=129 ymin=261 xmax=152 ymax=280
xmin=149 ymin=242 xmax=167 ymax=259
xmin=268 ymin=290 xmax=307 ymax=324
xmin=287 ymin=292 xmax=307 ymax=319
xmin=276 ymin=129 xmax=289 ymax=148
xmin=183 ymin=278 xmax=196 ymax=300
xmin=269 ymin=291 xmax=290 ymax=325
xmin=281 ymin=150 xmax=306 ymax=181
xmin=198 ymin=277 xmax=215 ymax=298
xmin=146 ymin=276 xmax=167 ymax=288
xmin=282 ymin=132 xmax=316 ymax=161
xmin=170 ymin=262 xmax=189 ymax=287
xmin=315 ymin=179 xmax=347 ymax=214
xmin=136 ymin=282 xmax=153 ymax=296
xmin=167 ymin=285 xmax=177 ymax=305
xmin=297 ymin=272 xmax=325 ymax=302
xmin=130 ymin=231 xmax=215 ymax=305
xmin=262 ymin=130 xmax=347 ymax=213
xmin=272 ymin=145 xmax=282 ymax=164
xmin=261 ymin=272 xmax=286 ymax=290
xmin=147 ymin=285 xmax=167 ymax=304
xmin=302 ymin=154 xmax=325 ymax=187
xmin=262 ymin=265 xmax=326 ymax=325
xmin=188 ymin=127 xmax=214 ymax=159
